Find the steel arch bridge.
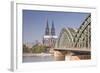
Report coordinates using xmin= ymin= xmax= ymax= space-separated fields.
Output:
xmin=55 ymin=14 xmax=91 ymax=49
xmin=55 ymin=28 xmax=76 ymax=48
xmin=74 ymin=14 xmax=91 ymax=49
xmin=53 ymin=14 xmax=91 ymax=60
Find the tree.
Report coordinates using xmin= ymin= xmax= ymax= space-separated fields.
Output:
xmin=31 ymin=44 xmax=48 ymax=53
xmin=23 ymin=44 xmax=30 ymax=53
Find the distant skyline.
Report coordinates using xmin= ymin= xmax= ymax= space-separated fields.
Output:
xmin=23 ymin=10 xmax=90 ymax=44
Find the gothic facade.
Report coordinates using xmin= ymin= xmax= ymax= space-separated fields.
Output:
xmin=43 ymin=20 xmax=57 ymax=48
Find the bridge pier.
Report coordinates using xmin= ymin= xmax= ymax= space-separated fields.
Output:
xmin=53 ymin=49 xmax=91 ymax=61
xmin=54 ymin=50 xmax=66 ymax=61
xmin=53 ymin=50 xmax=74 ymax=61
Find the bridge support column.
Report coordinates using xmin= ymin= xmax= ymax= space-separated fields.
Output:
xmin=54 ymin=50 xmax=66 ymax=61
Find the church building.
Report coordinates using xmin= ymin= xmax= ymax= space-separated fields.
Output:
xmin=43 ymin=20 xmax=57 ymax=48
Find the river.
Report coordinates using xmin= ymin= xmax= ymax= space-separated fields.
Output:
xmin=23 ymin=53 xmax=55 ymax=62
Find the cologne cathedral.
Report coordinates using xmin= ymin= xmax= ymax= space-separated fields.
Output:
xmin=43 ymin=20 xmax=57 ymax=48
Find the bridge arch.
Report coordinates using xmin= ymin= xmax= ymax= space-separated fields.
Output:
xmin=73 ymin=14 xmax=91 ymax=49
xmin=54 ymin=14 xmax=91 ymax=61
xmin=55 ymin=28 xmax=76 ymax=48
xmin=55 ymin=14 xmax=91 ymax=49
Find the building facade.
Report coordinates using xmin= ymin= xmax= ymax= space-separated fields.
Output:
xmin=43 ymin=20 xmax=57 ymax=48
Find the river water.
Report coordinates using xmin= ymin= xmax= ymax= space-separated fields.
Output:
xmin=23 ymin=55 xmax=55 ymax=62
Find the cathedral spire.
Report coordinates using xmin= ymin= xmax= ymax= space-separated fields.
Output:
xmin=51 ymin=21 xmax=55 ymax=35
xmin=45 ymin=20 xmax=50 ymax=35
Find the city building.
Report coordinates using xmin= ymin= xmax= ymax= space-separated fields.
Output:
xmin=43 ymin=20 xmax=57 ymax=48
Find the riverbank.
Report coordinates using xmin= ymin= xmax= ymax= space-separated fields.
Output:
xmin=23 ymin=53 xmax=53 ymax=57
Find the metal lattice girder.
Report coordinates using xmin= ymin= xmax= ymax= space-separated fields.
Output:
xmin=55 ymin=14 xmax=91 ymax=49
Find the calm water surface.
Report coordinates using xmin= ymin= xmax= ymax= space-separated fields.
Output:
xmin=23 ymin=55 xmax=55 ymax=62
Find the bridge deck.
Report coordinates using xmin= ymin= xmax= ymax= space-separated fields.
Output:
xmin=54 ymin=48 xmax=90 ymax=52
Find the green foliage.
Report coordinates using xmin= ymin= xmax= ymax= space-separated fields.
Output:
xmin=23 ymin=44 xmax=30 ymax=53
xmin=31 ymin=44 xmax=48 ymax=53
xmin=23 ymin=44 xmax=49 ymax=53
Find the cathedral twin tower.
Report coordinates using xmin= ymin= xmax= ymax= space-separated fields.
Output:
xmin=45 ymin=20 xmax=55 ymax=36
xmin=43 ymin=20 xmax=57 ymax=47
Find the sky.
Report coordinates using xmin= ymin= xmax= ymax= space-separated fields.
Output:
xmin=23 ymin=10 xmax=90 ymax=44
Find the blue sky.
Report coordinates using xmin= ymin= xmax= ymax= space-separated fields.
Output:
xmin=23 ymin=10 xmax=90 ymax=43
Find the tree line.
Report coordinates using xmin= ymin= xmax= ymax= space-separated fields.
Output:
xmin=23 ymin=44 xmax=49 ymax=53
